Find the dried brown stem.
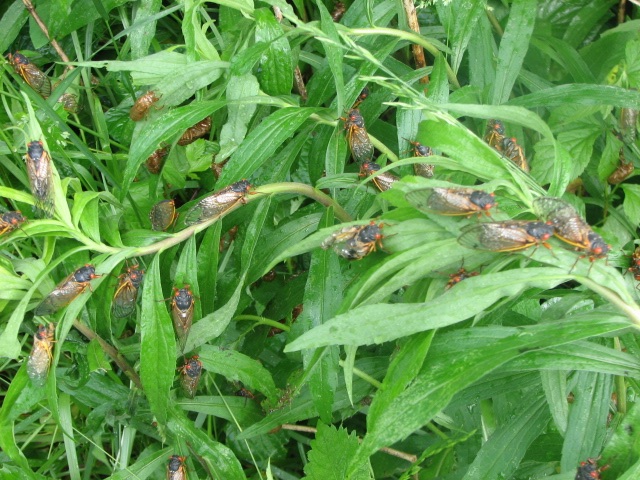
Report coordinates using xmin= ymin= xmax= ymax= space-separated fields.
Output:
xmin=402 ymin=0 xmax=429 ymax=86
xmin=22 ymin=0 xmax=73 ymax=67
xmin=618 ymin=0 xmax=627 ymax=24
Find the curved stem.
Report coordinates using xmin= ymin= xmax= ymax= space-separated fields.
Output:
xmin=235 ymin=314 xmax=290 ymax=332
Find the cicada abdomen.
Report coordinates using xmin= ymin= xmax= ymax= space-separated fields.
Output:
xmin=171 ymin=286 xmax=195 ymax=352
xmin=25 ymin=141 xmax=55 ymax=218
xmin=149 ymin=199 xmax=178 ymax=231
xmin=359 ymin=161 xmax=398 ymax=192
xmin=501 ymin=137 xmax=529 ymax=172
xmin=178 ymin=355 xmax=202 ymax=398
xmin=27 ymin=323 xmax=55 ymax=386
xmin=112 ymin=265 xmax=144 ymax=318
xmin=322 ymin=221 xmax=384 ymax=260
xmin=129 ymin=90 xmax=160 ymax=121
xmin=177 ymin=117 xmax=212 ymax=146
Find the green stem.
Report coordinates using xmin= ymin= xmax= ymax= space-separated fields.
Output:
xmin=338 ymin=360 xmax=383 ymax=389
xmin=235 ymin=314 xmax=290 ymax=332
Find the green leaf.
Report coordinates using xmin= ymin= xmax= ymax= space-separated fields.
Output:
xmin=437 ymin=0 xmax=485 ymax=74
xmin=197 ymin=223 xmax=221 ymax=315
xmin=0 ymin=1 xmax=28 ymax=54
xmin=130 ymin=0 xmax=162 ymax=59
xmin=508 ymin=84 xmax=640 ymax=109
xmin=174 ymin=235 xmax=202 ymax=320
xmin=218 ymin=74 xmax=261 ymax=160
xmin=541 ymin=370 xmax=569 ymax=435
xmin=254 ymin=8 xmax=293 ymax=96
xmin=241 ymin=197 xmax=272 ymax=273
xmin=107 ymin=446 xmax=171 ymax=480
xmin=316 ymin=0 xmax=344 ymax=114
xmin=601 ymin=401 xmax=640 ymax=477
xmin=139 ymin=254 xmax=175 ymax=425
xmin=622 ymin=185 xmax=640 ymax=226
xmin=303 ymin=423 xmax=371 ymax=480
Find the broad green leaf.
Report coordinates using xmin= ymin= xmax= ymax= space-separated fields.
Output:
xmin=622 ymin=185 xmax=640 ymax=226
xmin=107 ymin=446 xmax=170 ymax=480
xmin=218 ymin=74 xmax=261 ymax=160
xmin=179 ymin=396 xmax=263 ymax=427
xmin=139 ymin=254 xmax=175 ymax=425
xmin=429 ymin=53 xmax=449 ymax=104
xmin=254 ymin=8 xmax=293 ymax=96
xmin=130 ymin=0 xmax=162 ymax=59
xmin=437 ymin=0 xmax=486 ymax=74
xmin=562 ymin=0 xmax=616 ymax=48
xmin=183 ymin=0 xmax=221 ymax=61
xmin=197 ymin=223 xmax=221 ymax=315
xmin=174 ymin=235 xmax=202 ymax=320
xmin=601 ymin=401 xmax=640 ymax=477
xmin=0 ymin=1 xmax=28 ymax=54
xmin=468 ymin=14 xmax=496 ymax=90
xmin=241 ymin=197 xmax=272 ymax=273
xmin=508 ymin=84 xmax=640 ymax=109
xmin=541 ymin=370 xmax=569 ymax=436
xmin=59 ymin=394 xmax=80 ymax=480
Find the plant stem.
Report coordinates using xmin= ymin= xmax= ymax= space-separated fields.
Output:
xmin=338 ymin=360 xmax=383 ymax=389
xmin=402 ymin=0 xmax=429 ymax=86
xmin=22 ymin=0 xmax=73 ymax=66
xmin=235 ymin=315 xmax=290 ymax=332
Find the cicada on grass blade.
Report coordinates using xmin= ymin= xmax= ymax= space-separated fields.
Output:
xmin=342 ymin=108 xmax=374 ymax=164
xmin=404 ymin=139 xmax=435 ymax=178
xmin=167 ymin=455 xmax=187 ymax=480
xmin=445 ymin=266 xmax=480 ymax=290
xmin=25 ymin=141 xmax=54 ymax=218
xmin=575 ymin=458 xmax=608 ymax=480
xmin=178 ymin=355 xmax=202 ymax=398
xmin=150 ymin=199 xmax=178 ymax=231
xmin=35 ymin=264 xmax=100 ymax=316
xmin=129 ymin=90 xmax=160 ymax=121
xmin=0 ymin=211 xmax=26 ymax=237
xmin=321 ymin=221 xmax=384 ymax=260
xmin=177 ymin=117 xmax=212 ymax=146
xmin=8 ymin=52 xmax=52 ymax=98
xmin=359 ymin=161 xmax=398 ymax=192
xmin=405 ymin=187 xmax=496 ymax=217
xmin=112 ymin=265 xmax=144 ymax=318
xmin=27 ymin=323 xmax=55 ymax=386
xmin=172 ymin=286 xmax=195 ymax=352
xmin=484 ymin=119 xmax=505 ymax=152
xmin=458 ymin=221 xmax=555 ymax=252
xmin=57 ymin=93 xmax=79 ymax=113
xmin=145 ymin=147 xmax=169 ymax=174
xmin=184 ymin=180 xmax=252 ymax=226
xmin=501 ymin=137 xmax=529 ymax=172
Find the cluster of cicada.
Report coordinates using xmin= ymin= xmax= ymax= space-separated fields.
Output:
xmin=484 ymin=119 xmax=530 ymax=172
xmin=321 ymin=221 xmax=385 ymax=261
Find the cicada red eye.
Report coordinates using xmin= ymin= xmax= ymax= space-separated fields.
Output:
xmin=184 ymin=180 xmax=252 ymax=226
xmin=25 ymin=141 xmax=54 ymax=218
xmin=342 ymin=108 xmax=373 ymax=164
xmin=35 ymin=264 xmax=100 ymax=316
xmin=177 ymin=117 xmax=212 ymax=146
xmin=129 ymin=90 xmax=160 ymax=121
xmin=178 ymin=355 xmax=202 ymax=398
xmin=149 ymin=199 xmax=177 ymax=231
xmin=359 ymin=161 xmax=398 ymax=192
xmin=171 ymin=286 xmax=194 ymax=352
xmin=575 ymin=457 xmax=607 ymax=480
xmin=167 ymin=455 xmax=187 ymax=480
xmin=321 ymin=221 xmax=384 ymax=260
xmin=8 ymin=52 xmax=52 ymax=98
xmin=406 ymin=187 xmax=496 ymax=217
xmin=27 ymin=323 xmax=55 ymax=386
xmin=458 ymin=221 xmax=554 ymax=253
xmin=0 ymin=211 xmax=26 ymax=237
xmin=112 ymin=265 xmax=144 ymax=318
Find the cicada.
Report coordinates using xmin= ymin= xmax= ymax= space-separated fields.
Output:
xmin=458 ymin=221 xmax=555 ymax=252
xmin=112 ymin=265 xmax=144 ymax=318
xmin=167 ymin=455 xmax=187 ymax=480
xmin=178 ymin=355 xmax=202 ymax=398
xmin=27 ymin=323 xmax=55 ymax=386
xmin=445 ymin=266 xmax=480 ymax=290
xmin=484 ymin=119 xmax=505 ymax=151
xmin=352 ymin=87 xmax=369 ymax=109
xmin=129 ymin=90 xmax=160 ymax=121
xmin=150 ymin=199 xmax=178 ymax=231
xmin=405 ymin=187 xmax=496 ymax=217
xmin=607 ymin=148 xmax=634 ymax=185
xmin=321 ymin=221 xmax=384 ymax=260
xmin=620 ymin=107 xmax=638 ymax=144
xmin=7 ymin=52 xmax=52 ymax=98
xmin=25 ymin=140 xmax=54 ymax=218
xmin=35 ymin=264 xmax=100 ymax=316
xmin=177 ymin=116 xmax=212 ymax=146
xmin=171 ymin=286 xmax=195 ymax=351
xmin=575 ymin=458 xmax=607 ymax=480
xmin=342 ymin=109 xmax=374 ymax=164
xmin=331 ymin=1 xmax=346 ymax=22
xmin=57 ymin=93 xmax=79 ymax=113
xmin=533 ymin=197 xmax=609 ymax=260
xmin=145 ymin=147 xmax=169 ymax=174
xmin=405 ymin=139 xmax=435 ymax=178
xmin=628 ymin=246 xmax=640 ymax=281
xmin=501 ymin=137 xmax=529 ymax=172
xmin=0 ymin=211 xmax=26 ymax=237
xmin=359 ymin=161 xmax=398 ymax=192
xmin=184 ymin=180 xmax=252 ymax=226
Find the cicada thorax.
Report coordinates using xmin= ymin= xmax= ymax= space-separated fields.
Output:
xmin=501 ymin=137 xmax=529 ymax=172
xmin=35 ymin=264 xmax=100 ymax=316
xmin=0 ymin=210 xmax=26 ymax=236
xmin=178 ymin=355 xmax=202 ymax=398
xmin=342 ymin=108 xmax=374 ymax=164
xmin=25 ymin=140 xmax=55 ymax=218
xmin=150 ymin=199 xmax=178 ymax=231
xmin=112 ymin=265 xmax=144 ymax=318
xmin=458 ymin=221 xmax=555 ymax=253
xmin=322 ymin=221 xmax=385 ymax=260
xmin=129 ymin=90 xmax=161 ymax=121
xmin=445 ymin=267 xmax=480 ymax=290
xmin=178 ymin=117 xmax=212 ymax=146
xmin=607 ymin=147 xmax=634 ymax=185
xmin=575 ymin=458 xmax=607 ymax=480
xmin=8 ymin=52 xmax=52 ymax=98
xmin=167 ymin=455 xmax=187 ymax=480
xmin=27 ymin=323 xmax=55 ymax=386
xmin=359 ymin=161 xmax=398 ymax=192
xmin=171 ymin=286 xmax=195 ymax=351
xmin=484 ymin=119 xmax=506 ymax=152
xmin=184 ymin=179 xmax=252 ymax=226
xmin=145 ymin=147 xmax=169 ymax=174
xmin=405 ymin=187 xmax=497 ymax=217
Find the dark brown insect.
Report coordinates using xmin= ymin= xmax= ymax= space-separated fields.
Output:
xmin=484 ymin=119 xmax=505 ymax=152
xmin=575 ymin=458 xmax=607 ymax=480
xmin=321 ymin=221 xmax=384 ymax=260
xmin=405 ymin=187 xmax=496 ymax=217
xmin=445 ymin=267 xmax=480 ymax=290
xmin=27 ymin=323 xmax=55 ymax=386
xmin=458 ymin=221 xmax=555 ymax=252
xmin=359 ymin=161 xmax=399 ymax=192
xmin=177 ymin=117 xmax=212 ymax=146
xmin=331 ymin=1 xmax=346 ymax=22
xmin=0 ymin=211 xmax=26 ymax=237
xmin=167 ymin=455 xmax=187 ymax=480
xmin=620 ymin=107 xmax=638 ymax=144
xmin=145 ymin=147 xmax=169 ymax=174
xmin=178 ymin=355 xmax=202 ymax=398
xmin=533 ymin=197 xmax=609 ymax=261
xmin=149 ymin=199 xmax=178 ymax=231
xmin=7 ymin=52 xmax=52 ymax=98
xmin=607 ymin=148 xmax=634 ymax=184
xmin=628 ymin=246 xmax=640 ymax=280
xmin=129 ymin=90 xmax=160 ymax=121
xmin=236 ymin=386 xmax=256 ymax=400
xmin=219 ymin=225 xmax=239 ymax=252
xmin=184 ymin=180 xmax=252 ymax=226
xmin=501 ymin=137 xmax=529 ymax=172
xmin=405 ymin=139 xmax=435 ymax=178
xmin=342 ymin=109 xmax=374 ymax=164
xmin=57 ymin=93 xmax=79 ymax=113
xmin=352 ymin=87 xmax=369 ymax=109
xmin=171 ymin=285 xmax=195 ymax=352
xmin=25 ymin=140 xmax=54 ymax=218
xmin=112 ymin=265 xmax=144 ymax=318
xmin=35 ymin=264 xmax=100 ymax=316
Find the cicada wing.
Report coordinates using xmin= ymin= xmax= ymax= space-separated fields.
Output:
xmin=184 ymin=191 xmax=242 ymax=225
xmin=22 ymin=64 xmax=52 ymax=98
xmin=34 ymin=280 xmax=87 ymax=316
xmin=347 ymin=126 xmax=374 ymax=163
xmin=172 ymin=306 xmax=194 ymax=352
xmin=458 ymin=222 xmax=534 ymax=252
xmin=413 ymin=162 xmax=435 ymax=178
xmin=112 ymin=281 xmax=139 ymax=318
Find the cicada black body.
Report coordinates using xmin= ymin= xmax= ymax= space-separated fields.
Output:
xmin=501 ymin=137 xmax=529 ymax=172
xmin=484 ymin=119 xmax=505 ymax=152
xmin=27 ymin=323 xmax=55 ymax=386
xmin=112 ymin=265 xmax=144 ymax=318
xmin=351 ymin=87 xmax=369 ymax=108
xmin=321 ymin=221 xmax=384 ymax=260
xmin=25 ymin=141 xmax=54 ymax=218
xmin=184 ymin=180 xmax=252 ymax=226
xmin=575 ymin=458 xmax=607 ymax=480
xmin=129 ymin=90 xmax=160 ymax=121
xmin=458 ymin=221 xmax=555 ymax=252
xmin=405 ymin=187 xmax=496 ymax=217
xmin=145 ymin=147 xmax=169 ymax=174
xmin=0 ymin=211 xmax=26 ymax=237
xmin=150 ymin=199 xmax=177 ymax=231
xmin=446 ymin=267 xmax=480 ymax=290
xmin=359 ymin=161 xmax=398 ymax=192
xmin=35 ymin=264 xmax=100 ymax=316
xmin=406 ymin=139 xmax=435 ymax=178
xmin=172 ymin=286 xmax=194 ymax=351
xmin=177 ymin=117 xmax=212 ymax=146
xmin=167 ymin=455 xmax=187 ymax=480
xmin=8 ymin=52 xmax=52 ymax=98
xmin=178 ymin=355 xmax=202 ymax=398
xmin=342 ymin=109 xmax=373 ymax=164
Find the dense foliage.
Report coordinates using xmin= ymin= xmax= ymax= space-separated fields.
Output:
xmin=1 ymin=0 xmax=640 ymax=479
